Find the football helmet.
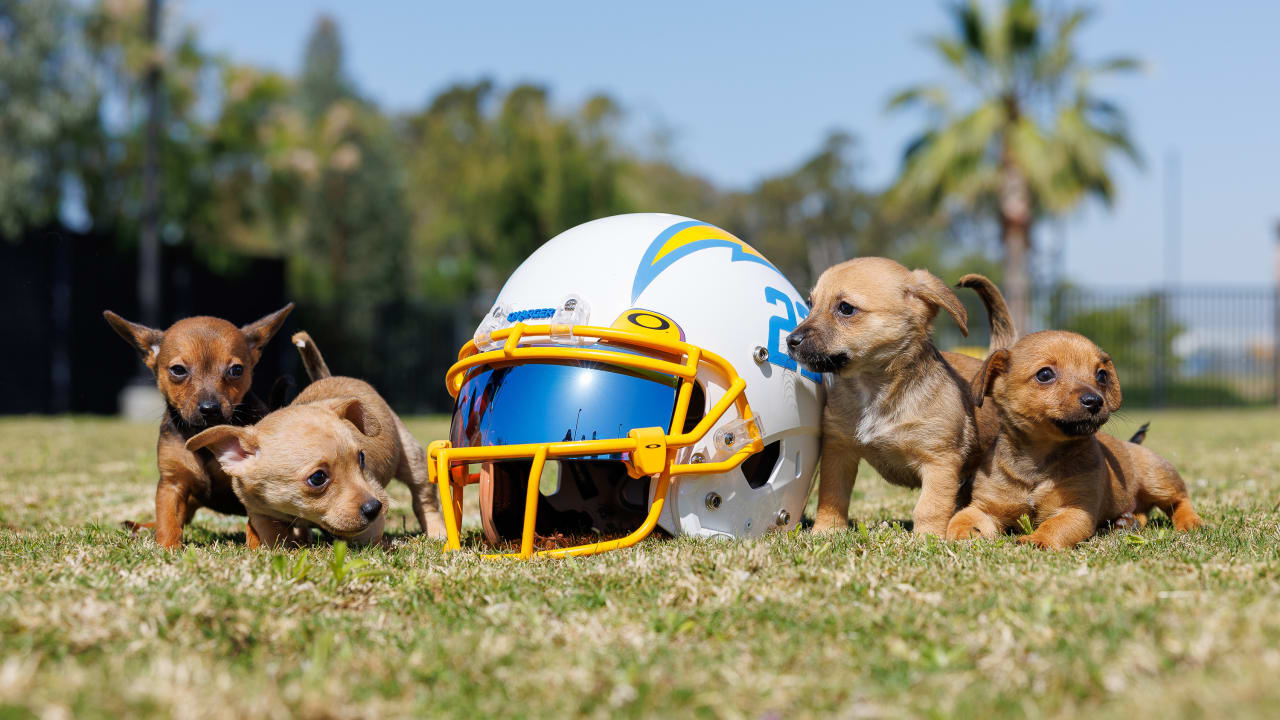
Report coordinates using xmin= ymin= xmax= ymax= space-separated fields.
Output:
xmin=427 ymin=213 xmax=823 ymax=558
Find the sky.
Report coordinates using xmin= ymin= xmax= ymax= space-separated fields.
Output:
xmin=181 ymin=0 xmax=1280 ymax=288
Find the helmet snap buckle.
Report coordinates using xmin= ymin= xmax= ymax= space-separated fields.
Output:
xmin=713 ymin=415 xmax=764 ymax=459
xmin=550 ymin=294 xmax=591 ymax=344
xmin=473 ymin=304 xmax=512 ymax=352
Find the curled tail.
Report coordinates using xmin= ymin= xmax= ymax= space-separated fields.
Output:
xmin=1129 ymin=422 xmax=1150 ymax=445
xmin=291 ymin=331 xmax=331 ymax=382
xmin=957 ymin=274 xmax=1017 ymax=352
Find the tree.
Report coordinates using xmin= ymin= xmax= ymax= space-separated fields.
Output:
xmin=0 ymin=0 xmax=102 ymax=237
xmin=284 ymin=16 xmax=411 ymax=378
xmin=886 ymin=0 xmax=1140 ymax=333
xmin=402 ymin=81 xmax=632 ymax=303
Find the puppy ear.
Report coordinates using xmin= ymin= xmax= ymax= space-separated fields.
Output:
xmin=103 ymin=311 xmax=164 ymax=371
xmin=240 ymin=303 xmax=294 ymax=365
xmin=1100 ymin=353 xmax=1123 ymax=411
xmin=908 ymin=269 xmax=968 ymax=336
xmin=970 ymin=349 xmax=1010 ymax=408
xmin=187 ymin=426 xmax=259 ymax=477
xmin=323 ymin=397 xmax=382 ymax=438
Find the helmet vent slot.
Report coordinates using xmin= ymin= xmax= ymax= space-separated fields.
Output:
xmin=679 ymin=381 xmax=706 ymax=434
xmin=740 ymin=441 xmax=781 ymax=490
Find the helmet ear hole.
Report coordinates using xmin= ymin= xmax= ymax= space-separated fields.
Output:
xmin=680 ymin=381 xmax=706 ymax=434
xmin=740 ymin=441 xmax=781 ymax=490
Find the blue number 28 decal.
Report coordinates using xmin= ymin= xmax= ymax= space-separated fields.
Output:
xmin=764 ymin=286 xmax=822 ymax=383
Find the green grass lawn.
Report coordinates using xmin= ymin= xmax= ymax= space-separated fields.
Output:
xmin=3 ymin=410 xmax=1280 ymax=718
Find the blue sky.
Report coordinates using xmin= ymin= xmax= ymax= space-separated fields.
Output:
xmin=183 ymin=0 xmax=1280 ymax=288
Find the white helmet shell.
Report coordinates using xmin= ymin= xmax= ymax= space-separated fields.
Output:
xmin=482 ymin=213 xmax=823 ymax=540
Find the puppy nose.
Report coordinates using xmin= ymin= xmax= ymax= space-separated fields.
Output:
xmin=786 ymin=329 xmax=807 ymax=350
xmin=198 ymin=400 xmax=221 ymax=418
xmin=359 ymin=498 xmax=383 ymax=522
xmin=1080 ymin=393 xmax=1103 ymax=414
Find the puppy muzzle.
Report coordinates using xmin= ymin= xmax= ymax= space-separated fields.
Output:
xmin=786 ymin=329 xmax=848 ymax=374
xmin=1052 ymin=414 xmax=1109 ymax=437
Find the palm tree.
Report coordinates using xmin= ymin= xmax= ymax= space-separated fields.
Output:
xmin=887 ymin=0 xmax=1139 ymax=333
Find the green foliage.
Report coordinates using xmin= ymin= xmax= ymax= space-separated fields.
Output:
xmin=0 ymin=0 xmax=102 ymax=236
xmin=3 ymin=1 xmax=1055 ymax=355
xmin=402 ymin=81 xmax=633 ymax=301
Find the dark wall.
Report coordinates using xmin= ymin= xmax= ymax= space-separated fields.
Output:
xmin=2 ymin=230 xmax=292 ymax=414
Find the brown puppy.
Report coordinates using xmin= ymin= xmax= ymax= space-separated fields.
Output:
xmin=786 ymin=258 xmax=1016 ymax=535
xmin=104 ymin=305 xmax=294 ymax=548
xmin=186 ymin=332 xmax=446 ymax=547
xmin=946 ymin=330 xmax=1202 ymax=549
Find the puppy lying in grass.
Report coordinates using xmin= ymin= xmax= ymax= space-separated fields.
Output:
xmin=186 ymin=332 xmax=445 ymax=547
xmin=947 ymin=330 xmax=1202 ymax=549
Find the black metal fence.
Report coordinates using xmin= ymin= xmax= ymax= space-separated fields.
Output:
xmin=1033 ymin=286 xmax=1278 ymax=407
xmin=937 ymin=285 xmax=1279 ymax=408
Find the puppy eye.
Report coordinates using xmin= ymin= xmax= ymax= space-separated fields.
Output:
xmin=306 ymin=470 xmax=329 ymax=488
xmin=1095 ymin=369 xmax=1108 ymax=385
xmin=357 ymin=450 xmax=365 ymax=469
xmin=168 ymin=365 xmax=187 ymax=378
xmin=226 ymin=364 xmax=244 ymax=379
xmin=835 ymin=301 xmax=858 ymax=318
xmin=1035 ymin=367 xmax=1056 ymax=384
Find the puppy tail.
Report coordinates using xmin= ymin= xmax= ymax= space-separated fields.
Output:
xmin=957 ymin=274 xmax=1017 ymax=352
xmin=1128 ymin=422 xmax=1150 ymax=445
xmin=291 ymin=331 xmax=332 ymax=382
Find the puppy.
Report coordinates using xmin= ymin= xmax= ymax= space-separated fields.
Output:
xmin=186 ymin=332 xmax=446 ymax=548
xmin=104 ymin=305 xmax=294 ymax=548
xmin=946 ymin=330 xmax=1202 ymax=549
xmin=786 ymin=258 xmax=1016 ymax=535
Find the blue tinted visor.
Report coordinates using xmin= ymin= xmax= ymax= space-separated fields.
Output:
xmin=449 ymin=358 xmax=681 ymax=457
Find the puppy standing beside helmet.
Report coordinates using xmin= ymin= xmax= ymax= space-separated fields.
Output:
xmin=786 ymin=258 xmax=1016 ymax=535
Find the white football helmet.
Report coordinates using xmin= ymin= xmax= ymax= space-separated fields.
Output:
xmin=426 ymin=213 xmax=823 ymax=558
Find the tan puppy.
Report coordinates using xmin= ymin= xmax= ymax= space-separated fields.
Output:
xmin=186 ymin=332 xmax=445 ymax=547
xmin=786 ymin=258 xmax=1016 ymax=535
xmin=946 ymin=330 xmax=1202 ymax=549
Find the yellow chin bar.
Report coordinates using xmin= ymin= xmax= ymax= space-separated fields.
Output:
xmin=426 ymin=321 xmax=763 ymax=560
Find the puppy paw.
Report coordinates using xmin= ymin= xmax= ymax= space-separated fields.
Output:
xmin=810 ymin=516 xmax=851 ymax=534
xmin=1172 ymin=503 xmax=1203 ymax=532
xmin=911 ymin=521 xmax=947 ymax=537
xmin=945 ymin=522 xmax=978 ymax=541
xmin=121 ymin=519 xmax=155 ymax=534
xmin=1016 ymin=533 xmax=1069 ymax=550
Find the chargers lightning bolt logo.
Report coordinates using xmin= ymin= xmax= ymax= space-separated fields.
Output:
xmin=631 ymin=220 xmax=779 ymax=302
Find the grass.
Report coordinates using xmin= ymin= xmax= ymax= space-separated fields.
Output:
xmin=2 ymin=410 xmax=1280 ymax=718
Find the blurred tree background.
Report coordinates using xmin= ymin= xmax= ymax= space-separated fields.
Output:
xmin=3 ymin=0 xmax=1154 ymax=411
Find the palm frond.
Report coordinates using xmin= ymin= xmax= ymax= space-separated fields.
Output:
xmin=886 ymin=84 xmax=951 ymax=114
xmin=888 ymin=0 xmax=1141 ymax=224
xmin=1092 ymin=56 xmax=1143 ymax=74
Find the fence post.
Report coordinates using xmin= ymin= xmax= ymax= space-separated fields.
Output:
xmin=1274 ymin=222 xmax=1280 ymax=406
xmin=1152 ymin=290 xmax=1166 ymax=408
xmin=1274 ymin=223 xmax=1280 ymax=406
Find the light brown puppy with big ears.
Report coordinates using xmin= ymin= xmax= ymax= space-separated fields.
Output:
xmin=786 ymin=257 xmax=1017 ymax=535
xmin=186 ymin=332 xmax=446 ymax=547
xmin=946 ymin=330 xmax=1202 ymax=549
